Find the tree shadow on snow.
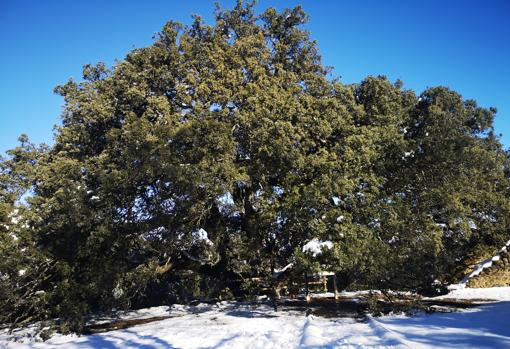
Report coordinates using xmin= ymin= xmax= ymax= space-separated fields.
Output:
xmin=374 ymin=301 xmax=510 ymax=349
xmin=80 ymin=329 xmax=180 ymax=349
xmin=207 ymin=334 xmax=240 ymax=349
xmin=225 ymin=310 xmax=278 ymax=318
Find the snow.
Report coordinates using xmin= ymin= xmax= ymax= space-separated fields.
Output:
xmin=192 ymin=228 xmax=213 ymax=246
xmin=432 ymin=286 xmax=510 ymax=301
xmin=9 ymin=209 xmax=20 ymax=225
xmin=2 ymin=288 xmax=510 ymax=348
xmin=298 ymin=316 xmax=391 ymax=348
xmin=216 ymin=192 xmax=234 ymax=206
xmin=376 ymin=289 xmax=510 ymax=348
xmin=2 ymin=304 xmax=306 ymax=349
xmin=388 ymin=236 xmax=398 ymax=244
xmin=302 ymin=239 xmax=333 ymax=257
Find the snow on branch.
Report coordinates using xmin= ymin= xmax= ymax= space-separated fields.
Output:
xmin=302 ymin=238 xmax=333 ymax=257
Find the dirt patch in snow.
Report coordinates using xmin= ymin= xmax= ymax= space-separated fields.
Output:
xmin=82 ymin=315 xmax=175 ymax=334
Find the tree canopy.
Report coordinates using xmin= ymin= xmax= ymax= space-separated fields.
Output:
xmin=1 ymin=1 xmax=509 ymax=331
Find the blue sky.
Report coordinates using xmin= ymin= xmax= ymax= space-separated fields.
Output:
xmin=1 ymin=0 xmax=509 ymax=155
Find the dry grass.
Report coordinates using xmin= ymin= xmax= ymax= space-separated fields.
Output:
xmin=457 ymin=242 xmax=510 ymax=288
xmin=469 ymin=267 xmax=510 ymax=288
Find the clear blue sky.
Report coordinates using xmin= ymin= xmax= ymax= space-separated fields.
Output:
xmin=1 ymin=0 xmax=509 ymax=155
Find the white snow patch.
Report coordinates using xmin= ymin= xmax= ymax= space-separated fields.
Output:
xmin=302 ymin=239 xmax=333 ymax=257
xmin=300 ymin=317 xmax=329 ymax=347
xmin=433 ymin=287 xmax=510 ymax=301
xmin=216 ymin=192 xmax=234 ymax=206
xmin=3 ymin=289 xmax=510 ymax=348
xmin=9 ymin=209 xmax=20 ymax=225
xmin=192 ymin=228 xmax=213 ymax=246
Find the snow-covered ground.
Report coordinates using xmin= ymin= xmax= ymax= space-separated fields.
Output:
xmin=2 ymin=287 xmax=510 ymax=349
xmin=432 ymin=286 xmax=510 ymax=301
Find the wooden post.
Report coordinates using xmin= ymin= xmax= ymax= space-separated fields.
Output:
xmin=333 ymin=273 xmax=339 ymax=301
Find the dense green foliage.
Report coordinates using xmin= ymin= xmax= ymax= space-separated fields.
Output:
xmin=1 ymin=1 xmax=509 ymax=331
